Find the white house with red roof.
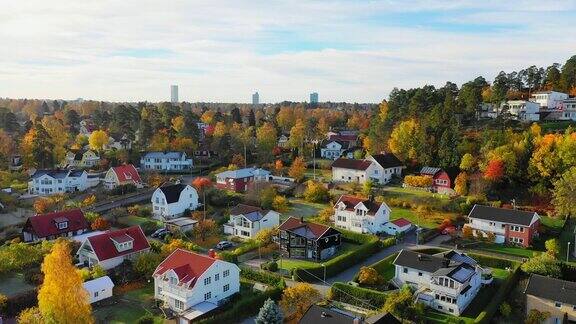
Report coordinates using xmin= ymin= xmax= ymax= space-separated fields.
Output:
xmin=333 ymin=195 xmax=391 ymax=234
xmin=153 ymin=249 xmax=240 ymax=321
xmin=104 ymin=164 xmax=143 ymax=190
xmin=76 ymin=225 xmax=150 ymax=270
xmin=383 ymin=218 xmax=413 ymax=236
xmin=22 ymin=208 xmax=90 ymax=242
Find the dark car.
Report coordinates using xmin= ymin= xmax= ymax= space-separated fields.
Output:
xmin=151 ymin=228 xmax=168 ymax=238
xmin=215 ymin=241 xmax=234 ymax=250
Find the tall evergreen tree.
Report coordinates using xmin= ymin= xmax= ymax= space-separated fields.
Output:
xmin=256 ymin=298 xmax=283 ymax=324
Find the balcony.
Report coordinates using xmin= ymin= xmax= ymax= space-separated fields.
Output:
xmin=467 ymin=222 xmax=505 ymax=235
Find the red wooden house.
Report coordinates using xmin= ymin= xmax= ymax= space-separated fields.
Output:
xmin=419 ymin=167 xmax=452 ymax=193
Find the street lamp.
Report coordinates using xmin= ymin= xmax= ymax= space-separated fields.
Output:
xmin=568 ymin=242 xmax=571 ymax=262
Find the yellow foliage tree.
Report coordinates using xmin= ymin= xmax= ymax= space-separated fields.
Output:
xmin=88 ymin=130 xmax=109 ymax=152
xmin=149 ymin=130 xmax=170 ymax=151
xmin=358 ymin=266 xmax=382 ymax=285
xmin=200 ymin=111 xmax=215 ymax=125
xmin=279 ymin=283 xmax=321 ymax=321
xmin=403 ymin=175 xmax=433 ymax=188
xmin=38 ymin=240 xmax=93 ymax=324
xmin=213 ymin=121 xmax=227 ymax=138
xmin=288 ymin=157 xmax=306 ymax=182
xmin=272 ymin=195 xmax=289 ymax=212
xmin=17 ymin=307 xmax=43 ymax=324
xmin=171 ymin=116 xmax=185 ymax=134
xmin=42 ymin=116 xmax=69 ymax=164
xmin=454 ymin=172 xmax=468 ymax=195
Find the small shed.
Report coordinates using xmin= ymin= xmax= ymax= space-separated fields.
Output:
xmin=165 ymin=217 xmax=198 ymax=233
xmin=83 ymin=275 xmax=114 ymax=303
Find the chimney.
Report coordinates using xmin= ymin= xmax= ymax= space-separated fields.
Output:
xmin=208 ymin=249 xmax=216 ymax=258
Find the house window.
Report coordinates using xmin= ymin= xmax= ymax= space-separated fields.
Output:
xmin=403 ymin=268 xmax=408 ymax=274
xmin=215 ymin=274 xmax=219 ymax=281
xmin=223 ymin=270 xmax=230 ymax=277
xmin=204 ymin=292 xmax=211 ymax=301
xmin=57 ymin=222 xmax=68 ymax=229
xmin=418 ymin=272 xmax=422 ymax=276
xmin=94 ymin=291 xmax=99 ymax=297
xmin=223 ymin=284 xmax=229 ymax=292
xmin=175 ymin=299 xmax=184 ymax=310
xmin=204 ymin=277 xmax=211 ymax=285
xmin=449 ymin=308 xmax=454 ymax=313
xmin=555 ymin=301 xmax=562 ymax=308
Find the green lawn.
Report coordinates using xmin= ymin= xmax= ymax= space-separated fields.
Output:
xmin=381 ymin=186 xmax=451 ymax=200
xmin=284 ymin=198 xmax=326 ymax=220
xmin=390 ymin=208 xmax=440 ymax=229
xmin=540 ymin=216 xmax=566 ymax=230
xmin=117 ymin=215 xmax=162 ymax=227
xmin=304 ymin=168 xmax=332 ymax=181
xmin=93 ymin=285 xmax=164 ymax=324
xmin=279 ymin=243 xmax=357 ymax=270
xmin=0 ymin=273 xmax=36 ymax=297
xmin=475 ymin=243 xmax=535 ymax=258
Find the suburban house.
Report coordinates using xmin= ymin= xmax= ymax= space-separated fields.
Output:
xmin=277 ymin=217 xmax=342 ymax=261
xmin=392 ymin=249 xmax=492 ymax=316
xmin=83 ymin=276 xmax=114 ymax=304
xmin=320 ymin=140 xmax=350 ymax=160
xmin=503 ymin=100 xmax=540 ymax=121
xmin=153 ymin=249 xmax=240 ymax=322
xmin=105 ymin=134 xmax=132 ymax=150
xmin=277 ymin=133 xmax=289 ymax=148
xmin=382 ymin=218 xmax=413 ymax=236
xmin=333 ymin=195 xmax=391 ymax=234
xmin=79 ymin=120 xmax=96 ymax=136
xmin=530 ymin=90 xmax=569 ymax=110
xmin=331 ymin=158 xmax=375 ymax=184
xmin=28 ymin=169 xmax=89 ymax=196
xmin=419 ymin=167 xmax=452 ymax=194
xmin=63 ymin=149 xmax=100 ymax=168
xmin=365 ymin=153 xmax=404 ymax=184
xmin=466 ymin=205 xmax=540 ymax=247
xmin=22 ymin=209 xmax=90 ymax=242
xmin=151 ymin=183 xmax=199 ymax=220
xmin=9 ymin=154 xmax=23 ymax=171
xmin=223 ymin=204 xmax=280 ymax=239
xmin=103 ymin=164 xmax=143 ymax=189
xmin=77 ymin=225 xmax=150 ymax=270
xmin=524 ymin=274 xmax=576 ymax=324
xmin=545 ymin=97 xmax=576 ymax=121
xmin=327 ymin=132 xmax=358 ymax=147
xmin=299 ymin=305 xmax=363 ymax=324
xmin=215 ymin=167 xmax=271 ymax=192
xmin=140 ymin=151 xmax=193 ymax=172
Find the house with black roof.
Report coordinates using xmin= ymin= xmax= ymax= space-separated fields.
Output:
xmin=278 ymin=217 xmax=342 ymax=261
xmin=466 ymin=204 xmax=540 ymax=247
xmin=151 ymin=183 xmax=199 ymax=220
xmin=366 ymin=153 xmax=404 ymax=184
xmin=525 ymin=274 xmax=576 ymax=323
xmin=223 ymin=203 xmax=280 ymax=239
xmin=392 ymin=249 xmax=492 ymax=316
xmin=299 ymin=305 xmax=361 ymax=324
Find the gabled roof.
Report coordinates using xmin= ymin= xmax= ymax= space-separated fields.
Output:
xmin=420 ymin=166 xmax=442 ymax=176
xmin=159 ymin=183 xmax=189 ymax=204
xmin=391 ymin=218 xmax=412 ymax=227
xmin=525 ymin=274 xmax=576 ymax=305
xmin=111 ymin=164 xmax=141 ymax=184
xmin=393 ymin=249 xmax=451 ymax=273
xmin=86 ymin=226 xmax=150 ymax=261
xmin=370 ymin=153 xmax=403 ymax=169
xmin=322 ymin=139 xmax=350 ymax=149
xmin=25 ymin=209 xmax=89 ymax=238
xmin=230 ymin=204 xmax=268 ymax=222
xmin=153 ymin=249 xmax=218 ymax=288
xmin=328 ymin=134 xmax=358 ymax=142
xmin=335 ymin=195 xmax=383 ymax=215
xmin=83 ymin=276 xmax=114 ymax=292
xmin=393 ymin=249 xmax=478 ymax=283
xmin=30 ymin=169 xmax=70 ymax=179
xmin=216 ymin=167 xmax=257 ymax=179
xmin=142 ymin=151 xmax=186 ymax=159
xmin=299 ymin=305 xmax=359 ymax=324
xmin=279 ymin=217 xmax=340 ymax=240
xmin=331 ymin=158 xmax=372 ymax=171
xmin=467 ymin=205 xmax=538 ymax=226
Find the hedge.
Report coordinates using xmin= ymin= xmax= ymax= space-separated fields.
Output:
xmin=240 ymin=266 xmax=286 ymax=289
xmin=219 ymin=240 xmax=261 ymax=263
xmin=329 ymin=282 xmax=387 ymax=308
xmin=466 ymin=252 xmax=519 ymax=269
xmin=196 ymin=288 xmax=283 ymax=324
xmin=293 ymin=234 xmax=383 ymax=282
xmin=474 ymin=266 xmax=521 ymax=324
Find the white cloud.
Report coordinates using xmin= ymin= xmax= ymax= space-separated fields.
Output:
xmin=0 ymin=0 xmax=575 ymax=103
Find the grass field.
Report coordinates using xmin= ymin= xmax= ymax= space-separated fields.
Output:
xmin=93 ymin=285 xmax=164 ymax=324
xmin=117 ymin=215 xmax=162 ymax=227
xmin=541 ymin=215 xmax=566 ymax=230
xmin=0 ymin=273 xmax=36 ymax=297
xmin=475 ymin=243 xmax=535 ymax=258
xmin=381 ymin=186 xmax=451 ymax=200
xmin=390 ymin=207 xmax=452 ymax=229
xmin=284 ymin=198 xmax=325 ymax=220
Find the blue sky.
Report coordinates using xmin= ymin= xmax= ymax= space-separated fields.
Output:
xmin=1 ymin=0 xmax=575 ymax=103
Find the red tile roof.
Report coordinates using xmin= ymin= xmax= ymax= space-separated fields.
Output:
xmin=335 ymin=195 xmax=382 ymax=215
xmin=331 ymin=158 xmax=372 ymax=170
xmin=279 ymin=217 xmax=336 ymax=239
xmin=392 ymin=218 xmax=412 ymax=227
xmin=25 ymin=209 xmax=89 ymax=238
xmin=87 ymin=226 xmax=150 ymax=261
xmin=153 ymin=249 xmax=217 ymax=287
xmin=111 ymin=164 xmax=141 ymax=184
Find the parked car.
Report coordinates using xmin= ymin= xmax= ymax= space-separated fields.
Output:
xmin=151 ymin=228 xmax=168 ymax=238
xmin=215 ymin=241 xmax=234 ymax=250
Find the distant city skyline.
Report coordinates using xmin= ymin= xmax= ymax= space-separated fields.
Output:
xmin=170 ymin=85 xmax=178 ymax=104
xmin=252 ymin=92 xmax=259 ymax=105
xmin=1 ymin=1 xmax=576 ymax=103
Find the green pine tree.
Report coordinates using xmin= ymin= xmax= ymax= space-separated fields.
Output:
xmin=255 ymin=298 xmax=283 ymax=324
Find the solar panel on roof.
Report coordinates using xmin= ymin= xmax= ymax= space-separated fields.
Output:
xmin=450 ymin=266 xmax=474 ymax=283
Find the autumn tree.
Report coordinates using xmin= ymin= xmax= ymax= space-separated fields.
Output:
xmin=231 ymin=153 xmax=245 ymax=168
xmin=303 ymin=181 xmax=329 ymax=203
xmin=279 ymin=283 xmax=321 ymax=321
xmin=288 ymin=156 xmax=306 ymax=182
xmin=192 ymin=177 xmax=212 ymax=219
xmin=288 ymin=119 xmax=306 ymax=152
xmin=454 ymin=172 xmax=468 ymax=196
xmin=552 ymin=167 xmax=576 ymax=217
xmin=462 ymin=225 xmax=473 ymax=239
xmin=17 ymin=307 xmax=43 ymax=324
xmin=545 ymin=238 xmax=560 ymax=258
xmin=42 ymin=117 xmax=70 ymax=164
xmin=256 ymin=122 xmax=277 ymax=162
xmin=171 ymin=116 xmax=185 ymax=135
xmin=34 ymin=197 xmax=54 ymax=214
xmin=526 ymin=309 xmax=550 ymax=324
xmin=274 ymin=160 xmax=284 ymax=174
xmin=388 ymin=119 xmax=424 ymax=162
xmin=149 ymin=130 xmax=170 ymax=151
xmin=88 ymin=129 xmax=109 ymax=152
xmin=272 ymin=195 xmax=289 ymax=212
xmin=357 ymin=266 xmax=382 ymax=285
xmin=484 ymin=159 xmax=505 ymax=182
xmin=91 ymin=217 xmax=110 ymax=230
xmin=460 ymin=153 xmax=475 ymax=171
xmin=21 ymin=122 xmax=54 ymax=168
xmin=255 ymin=227 xmax=279 ymax=246
xmin=38 ymin=240 xmax=93 ymax=324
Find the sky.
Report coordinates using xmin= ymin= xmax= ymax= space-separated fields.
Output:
xmin=1 ymin=0 xmax=576 ymax=103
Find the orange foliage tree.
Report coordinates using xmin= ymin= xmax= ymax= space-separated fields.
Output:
xmin=484 ymin=159 xmax=505 ymax=182
xmin=91 ymin=217 xmax=110 ymax=231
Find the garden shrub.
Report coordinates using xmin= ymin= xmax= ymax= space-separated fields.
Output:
xmin=474 ymin=266 xmax=520 ymax=324
xmin=467 ymin=253 xmax=518 ymax=269
xmin=197 ymin=289 xmax=283 ymax=323
xmin=241 ymin=267 xmax=286 ymax=288
xmin=329 ymin=282 xmax=387 ymax=308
